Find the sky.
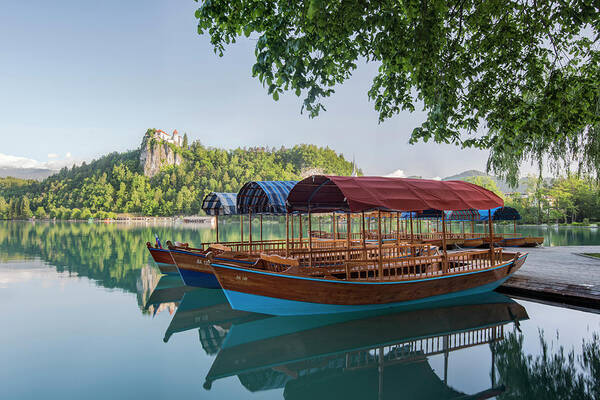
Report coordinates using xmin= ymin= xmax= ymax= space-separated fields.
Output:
xmin=0 ymin=0 xmax=508 ymax=178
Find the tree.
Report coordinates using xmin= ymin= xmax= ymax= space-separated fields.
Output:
xmin=183 ymin=133 xmax=189 ymax=149
xmin=195 ymin=1 xmax=600 ymax=183
xmin=464 ymin=176 xmax=504 ymax=199
xmin=0 ymin=196 xmax=8 ymax=219
xmin=20 ymin=196 xmax=33 ymax=218
xmin=34 ymin=206 xmax=47 ymax=219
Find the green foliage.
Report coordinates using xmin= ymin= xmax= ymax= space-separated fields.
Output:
xmin=0 ymin=143 xmax=356 ymax=217
xmin=194 ymin=0 xmax=600 ymax=183
xmin=505 ymin=175 xmax=600 ymax=224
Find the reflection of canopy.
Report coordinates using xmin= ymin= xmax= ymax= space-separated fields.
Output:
xmin=287 ymin=176 xmax=504 ymax=213
xmin=237 ymin=181 xmax=298 ymax=214
xmin=479 ymin=206 xmax=522 ymax=221
xmin=284 ymin=358 xmax=464 ymax=400
xmin=201 ymin=192 xmax=238 ymax=215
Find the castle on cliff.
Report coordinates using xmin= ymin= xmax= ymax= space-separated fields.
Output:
xmin=153 ymin=129 xmax=183 ymax=147
xmin=139 ymin=129 xmax=183 ymax=177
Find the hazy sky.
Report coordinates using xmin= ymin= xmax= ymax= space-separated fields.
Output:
xmin=1 ymin=0 xmax=507 ymax=177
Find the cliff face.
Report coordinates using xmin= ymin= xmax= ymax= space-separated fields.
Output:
xmin=139 ymin=131 xmax=182 ymax=177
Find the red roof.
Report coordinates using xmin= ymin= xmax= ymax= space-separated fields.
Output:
xmin=286 ymin=175 xmax=504 ymax=213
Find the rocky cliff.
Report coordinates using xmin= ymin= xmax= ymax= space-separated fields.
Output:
xmin=139 ymin=130 xmax=182 ymax=177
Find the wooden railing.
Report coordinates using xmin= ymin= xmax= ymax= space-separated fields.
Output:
xmin=345 ymin=324 xmax=504 ymax=370
xmin=292 ymin=247 xmax=504 ymax=281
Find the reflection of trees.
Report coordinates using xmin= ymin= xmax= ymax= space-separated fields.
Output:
xmin=494 ymin=331 xmax=600 ymax=399
xmin=0 ymin=221 xmax=288 ymax=308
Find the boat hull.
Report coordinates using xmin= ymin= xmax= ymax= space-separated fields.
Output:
xmin=501 ymin=237 xmax=527 ymax=247
xmin=211 ymin=253 xmax=527 ymax=315
xmin=170 ymin=249 xmax=221 ymax=289
xmin=147 ymin=247 xmax=179 ymax=275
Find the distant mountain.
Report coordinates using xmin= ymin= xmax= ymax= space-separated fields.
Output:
xmin=0 ymin=167 xmax=56 ymax=181
xmin=442 ymin=169 xmax=528 ymax=193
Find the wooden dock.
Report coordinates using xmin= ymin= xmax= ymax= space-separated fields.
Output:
xmin=497 ymin=245 xmax=600 ymax=310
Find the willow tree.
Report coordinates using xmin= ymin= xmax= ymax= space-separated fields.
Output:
xmin=194 ymin=0 xmax=600 ymax=183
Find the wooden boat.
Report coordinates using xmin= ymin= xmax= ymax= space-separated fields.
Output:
xmin=523 ymin=236 xmax=544 ymax=247
xmin=500 ymin=236 xmax=527 ymax=247
xmin=146 ymin=242 xmax=178 ymax=275
xmin=168 ymin=243 xmax=238 ymax=288
xmin=462 ymin=237 xmax=484 ymax=247
xmin=204 ymin=291 xmax=528 ymax=397
xmin=211 ymin=249 xmax=527 ymax=315
xmin=210 ymin=175 xmax=526 ymax=315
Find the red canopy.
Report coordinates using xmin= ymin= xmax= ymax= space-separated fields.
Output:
xmin=286 ymin=175 xmax=504 ymax=213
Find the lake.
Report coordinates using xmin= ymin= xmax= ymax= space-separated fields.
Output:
xmin=1 ymin=221 xmax=599 ymax=399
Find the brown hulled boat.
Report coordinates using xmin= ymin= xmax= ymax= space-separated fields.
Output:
xmin=209 ymin=175 xmax=528 ymax=315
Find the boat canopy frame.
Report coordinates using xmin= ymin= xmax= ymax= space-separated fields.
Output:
xmin=286 ymin=176 xmax=504 ymax=213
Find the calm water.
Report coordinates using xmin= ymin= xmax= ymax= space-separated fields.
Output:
xmin=1 ymin=221 xmax=599 ymax=399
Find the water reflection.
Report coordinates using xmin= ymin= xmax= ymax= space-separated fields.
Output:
xmin=494 ymin=331 xmax=600 ymax=399
xmin=153 ymin=289 xmax=528 ymax=399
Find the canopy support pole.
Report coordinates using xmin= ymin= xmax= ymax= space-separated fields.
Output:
xmin=488 ymin=209 xmax=495 ymax=266
xmin=409 ymin=212 xmax=414 ymax=257
xmin=396 ymin=212 xmax=400 ymax=248
xmin=260 ymin=214 xmax=263 ymax=248
xmin=332 ymin=212 xmax=337 ymax=240
xmin=299 ymin=214 xmax=303 ymax=248
xmin=318 ymin=215 xmax=322 ymax=236
xmin=441 ymin=212 xmax=448 ymax=273
xmin=215 ymin=211 xmax=219 ymax=243
xmin=361 ymin=211 xmax=367 ymax=259
xmin=308 ymin=209 xmax=313 ymax=267
xmin=346 ymin=212 xmax=351 ymax=278
xmin=514 ymin=219 xmax=516 ymax=235
xmin=286 ymin=214 xmax=290 ymax=257
xmin=290 ymin=213 xmax=294 ymax=250
xmin=240 ymin=214 xmax=244 ymax=245
xmin=249 ymin=211 xmax=252 ymax=252
xmin=378 ymin=210 xmax=383 ymax=281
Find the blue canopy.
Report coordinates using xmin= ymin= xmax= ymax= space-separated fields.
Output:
xmin=478 ymin=206 xmax=521 ymax=221
xmin=237 ymin=181 xmax=298 ymax=214
xmin=400 ymin=210 xmax=443 ymax=220
xmin=201 ymin=192 xmax=238 ymax=215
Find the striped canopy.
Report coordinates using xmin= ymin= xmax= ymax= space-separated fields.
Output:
xmin=201 ymin=192 xmax=238 ymax=216
xmin=237 ymin=181 xmax=299 ymax=214
xmin=479 ymin=206 xmax=521 ymax=221
xmin=445 ymin=209 xmax=480 ymax=221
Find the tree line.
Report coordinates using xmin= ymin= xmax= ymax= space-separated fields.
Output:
xmin=0 ymin=139 xmax=356 ymax=219
xmin=464 ymin=175 xmax=600 ymax=224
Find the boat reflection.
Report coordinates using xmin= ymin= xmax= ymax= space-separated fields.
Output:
xmin=143 ymin=275 xmax=196 ymax=315
xmin=163 ymin=287 xmax=268 ymax=346
xmin=203 ymin=292 xmax=529 ymax=399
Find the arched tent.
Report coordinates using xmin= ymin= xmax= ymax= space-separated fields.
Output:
xmin=478 ymin=206 xmax=522 ymax=221
xmin=201 ymin=192 xmax=238 ymax=216
xmin=237 ymin=181 xmax=299 ymax=214
xmin=286 ymin=176 xmax=503 ymax=213
xmin=201 ymin=192 xmax=238 ymax=243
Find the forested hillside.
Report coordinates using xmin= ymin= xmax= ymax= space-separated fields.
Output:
xmin=0 ymin=136 xmax=356 ymax=219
